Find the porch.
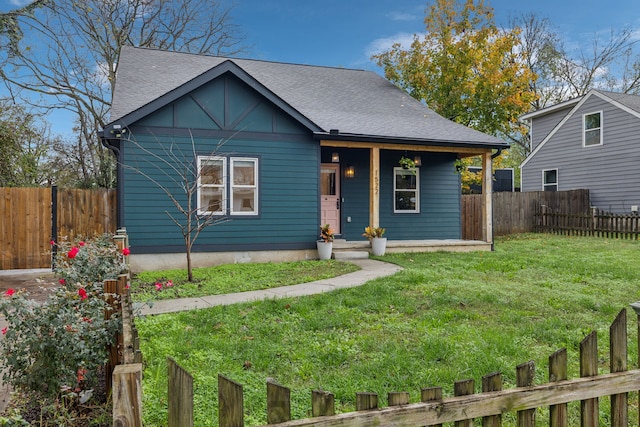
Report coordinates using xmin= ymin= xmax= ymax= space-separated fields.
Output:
xmin=331 ymin=238 xmax=492 ymax=260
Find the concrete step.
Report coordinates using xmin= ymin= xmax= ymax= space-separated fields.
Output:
xmin=333 ymin=250 xmax=369 ymax=260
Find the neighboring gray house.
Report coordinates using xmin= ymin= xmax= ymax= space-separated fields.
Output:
xmin=520 ymin=89 xmax=640 ymax=213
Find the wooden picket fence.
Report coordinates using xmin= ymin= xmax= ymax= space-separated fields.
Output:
xmin=535 ymin=206 xmax=640 ymax=239
xmin=159 ymin=307 xmax=640 ymax=427
xmin=102 ymin=230 xmax=145 ymax=426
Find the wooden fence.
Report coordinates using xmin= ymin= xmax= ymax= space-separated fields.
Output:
xmin=109 ymin=230 xmax=144 ymax=427
xmin=162 ymin=307 xmax=640 ymax=427
xmin=0 ymin=186 xmax=116 ymax=269
xmin=462 ymin=189 xmax=591 ymax=240
xmin=535 ymin=207 xmax=640 ymax=239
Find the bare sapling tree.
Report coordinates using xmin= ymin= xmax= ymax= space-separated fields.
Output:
xmin=0 ymin=0 xmax=245 ymax=188
xmin=121 ymin=131 xmax=230 ymax=282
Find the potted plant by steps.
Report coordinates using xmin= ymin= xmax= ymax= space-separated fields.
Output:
xmin=363 ymin=225 xmax=387 ymax=256
xmin=317 ymin=224 xmax=335 ymax=260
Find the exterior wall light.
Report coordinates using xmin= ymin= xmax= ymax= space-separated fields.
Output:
xmin=345 ymin=165 xmax=355 ymax=178
xmin=332 ymin=152 xmax=340 ymax=163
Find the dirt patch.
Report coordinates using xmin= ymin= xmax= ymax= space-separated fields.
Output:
xmin=0 ymin=270 xmax=59 ymax=303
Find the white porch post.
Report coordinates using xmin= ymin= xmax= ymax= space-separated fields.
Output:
xmin=481 ymin=151 xmax=493 ymax=243
xmin=369 ymin=147 xmax=380 ymax=227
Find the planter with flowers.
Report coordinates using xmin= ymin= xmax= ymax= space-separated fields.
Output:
xmin=363 ymin=225 xmax=387 ymax=256
xmin=317 ymin=224 xmax=335 ymax=260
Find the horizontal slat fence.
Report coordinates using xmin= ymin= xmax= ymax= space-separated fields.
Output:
xmin=163 ymin=307 xmax=640 ymax=427
xmin=462 ymin=189 xmax=590 ymax=239
xmin=0 ymin=186 xmax=116 ymax=269
xmin=535 ymin=207 xmax=640 ymax=239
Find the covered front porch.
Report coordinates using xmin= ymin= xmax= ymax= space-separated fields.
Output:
xmin=320 ymin=138 xmax=497 ymax=244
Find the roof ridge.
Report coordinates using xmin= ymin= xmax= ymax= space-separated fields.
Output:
xmin=122 ymin=45 xmax=369 ymax=73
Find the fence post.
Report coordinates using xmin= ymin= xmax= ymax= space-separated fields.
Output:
xmin=482 ymin=373 xmax=502 ymax=427
xmin=355 ymin=392 xmax=378 ymax=411
xmin=312 ymin=390 xmax=335 ymax=417
xmin=591 ymin=207 xmax=596 ymax=236
xmin=267 ymin=379 xmax=291 ymax=424
xmin=388 ymin=392 xmax=410 ymax=406
xmin=580 ymin=331 xmax=598 ymax=427
xmin=168 ymin=357 xmax=194 ymax=427
xmin=50 ymin=185 xmax=58 ymax=270
xmin=516 ymin=361 xmax=535 ymax=427
xmin=219 ymin=374 xmax=244 ymax=427
xmin=549 ymin=349 xmax=567 ymax=427
xmin=631 ymin=302 xmax=640 ymax=427
xmin=104 ymin=278 xmax=119 ymax=395
xmin=610 ymin=309 xmax=628 ymax=427
xmin=454 ymin=379 xmax=474 ymax=427
xmin=112 ymin=363 xmax=143 ymax=427
xmin=421 ymin=387 xmax=442 ymax=427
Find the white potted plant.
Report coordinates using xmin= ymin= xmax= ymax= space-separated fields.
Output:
xmin=363 ymin=226 xmax=387 ymax=256
xmin=317 ymin=224 xmax=335 ymax=260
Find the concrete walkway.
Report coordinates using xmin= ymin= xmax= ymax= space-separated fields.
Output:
xmin=140 ymin=259 xmax=402 ymax=316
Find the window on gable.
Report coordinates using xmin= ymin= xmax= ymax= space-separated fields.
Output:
xmin=583 ymin=112 xmax=602 ymax=146
xmin=197 ymin=156 xmax=258 ymax=216
xmin=543 ymin=169 xmax=558 ymax=192
xmin=394 ymin=167 xmax=419 ymax=213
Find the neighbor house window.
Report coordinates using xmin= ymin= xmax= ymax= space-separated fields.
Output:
xmin=583 ymin=111 xmax=602 ymax=146
xmin=543 ymin=169 xmax=558 ymax=192
xmin=198 ymin=156 xmax=258 ymax=215
xmin=394 ymin=167 xmax=419 ymax=213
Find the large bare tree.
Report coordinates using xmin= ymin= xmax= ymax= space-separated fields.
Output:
xmin=0 ymin=0 xmax=245 ymax=188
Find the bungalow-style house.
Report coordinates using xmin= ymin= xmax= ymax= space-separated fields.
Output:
xmin=101 ymin=46 xmax=508 ymax=271
xmin=520 ymin=90 xmax=640 ymax=213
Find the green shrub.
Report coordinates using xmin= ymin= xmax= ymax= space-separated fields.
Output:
xmin=0 ymin=234 xmax=127 ymax=398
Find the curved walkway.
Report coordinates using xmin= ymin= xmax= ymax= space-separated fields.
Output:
xmin=139 ymin=259 xmax=402 ymax=316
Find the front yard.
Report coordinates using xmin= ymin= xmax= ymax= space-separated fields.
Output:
xmin=137 ymin=234 xmax=640 ymax=426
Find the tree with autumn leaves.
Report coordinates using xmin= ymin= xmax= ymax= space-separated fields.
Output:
xmin=373 ymin=0 xmax=537 ymax=188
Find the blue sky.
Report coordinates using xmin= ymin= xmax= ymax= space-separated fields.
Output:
xmin=232 ymin=0 xmax=640 ymax=71
xmin=0 ymin=0 xmax=638 ymax=137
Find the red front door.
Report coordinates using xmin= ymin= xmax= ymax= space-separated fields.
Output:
xmin=320 ymin=164 xmax=340 ymax=234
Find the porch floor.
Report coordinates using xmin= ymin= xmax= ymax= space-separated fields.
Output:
xmin=332 ymin=239 xmax=491 ymax=254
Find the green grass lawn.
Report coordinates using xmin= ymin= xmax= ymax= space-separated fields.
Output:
xmin=130 ymin=259 xmax=360 ymax=302
xmin=136 ymin=234 xmax=640 ymax=426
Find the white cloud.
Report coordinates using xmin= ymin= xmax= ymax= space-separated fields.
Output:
xmin=366 ymin=32 xmax=421 ymax=57
xmin=387 ymin=11 xmax=420 ymax=22
xmin=9 ymin=0 xmax=32 ymax=6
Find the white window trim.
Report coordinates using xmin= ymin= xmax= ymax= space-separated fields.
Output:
xmin=230 ymin=157 xmax=259 ymax=216
xmin=393 ymin=167 xmax=420 ymax=213
xmin=197 ymin=156 xmax=227 ymax=215
xmin=582 ymin=111 xmax=603 ymax=147
xmin=542 ymin=168 xmax=558 ymax=192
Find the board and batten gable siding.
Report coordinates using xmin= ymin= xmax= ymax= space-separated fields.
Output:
xmin=121 ymin=73 xmax=320 ymax=253
xmin=522 ymin=94 xmax=640 ymax=213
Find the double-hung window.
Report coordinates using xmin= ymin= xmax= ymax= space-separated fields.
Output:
xmin=543 ymin=169 xmax=558 ymax=192
xmin=394 ymin=167 xmax=419 ymax=213
xmin=583 ymin=111 xmax=602 ymax=147
xmin=198 ymin=156 xmax=258 ymax=215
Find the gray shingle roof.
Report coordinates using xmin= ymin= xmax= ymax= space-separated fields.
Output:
xmin=109 ymin=46 xmax=507 ymax=148
xmin=597 ymin=90 xmax=640 ymax=114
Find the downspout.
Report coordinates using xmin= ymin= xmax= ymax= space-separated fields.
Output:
xmin=100 ymin=131 xmax=124 ymax=230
